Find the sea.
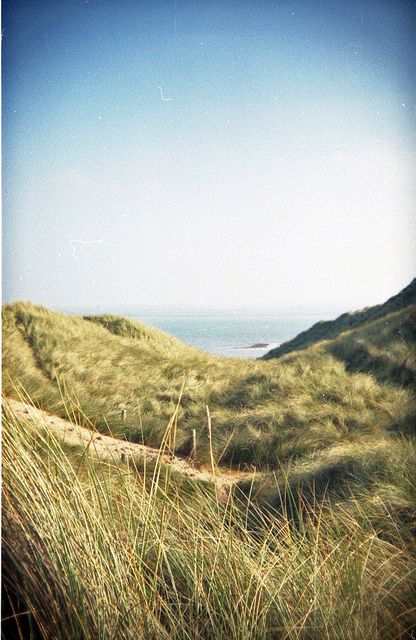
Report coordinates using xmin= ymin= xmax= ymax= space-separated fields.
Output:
xmin=128 ymin=311 xmax=334 ymax=359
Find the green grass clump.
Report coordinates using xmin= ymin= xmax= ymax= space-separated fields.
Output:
xmin=326 ymin=306 xmax=416 ymax=390
xmin=3 ymin=404 xmax=416 ymax=640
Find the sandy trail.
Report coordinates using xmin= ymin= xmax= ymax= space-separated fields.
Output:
xmin=5 ymin=399 xmax=253 ymax=493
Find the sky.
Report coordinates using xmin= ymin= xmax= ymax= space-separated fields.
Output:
xmin=3 ymin=0 xmax=415 ymax=312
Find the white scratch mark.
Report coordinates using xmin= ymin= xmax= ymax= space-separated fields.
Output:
xmin=158 ymin=86 xmax=172 ymax=102
xmin=70 ymin=238 xmax=103 ymax=260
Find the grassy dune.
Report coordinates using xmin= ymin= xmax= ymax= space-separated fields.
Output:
xmin=3 ymin=404 xmax=416 ymax=639
xmin=3 ymin=300 xmax=415 ymax=467
xmin=263 ymin=277 xmax=416 ymax=359
xmin=2 ymin=285 xmax=416 ymax=638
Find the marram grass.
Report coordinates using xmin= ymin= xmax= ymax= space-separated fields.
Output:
xmin=3 ymin=302 xmax=415 ymax=469
xmin=2 ymin=400 xmax=416 ymax=640
xmin=2 ymin=300 xmax=416 ymax=637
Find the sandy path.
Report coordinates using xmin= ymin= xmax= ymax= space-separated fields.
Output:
xmin=5 ymin=399 xmax=252 ymax=494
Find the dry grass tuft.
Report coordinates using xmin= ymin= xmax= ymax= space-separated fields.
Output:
xmin=3 ymin=401 xmax=416 ymax=639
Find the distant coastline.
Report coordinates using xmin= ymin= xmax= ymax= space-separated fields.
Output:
xmin=33 ymin=306 xmax=341 ymax=359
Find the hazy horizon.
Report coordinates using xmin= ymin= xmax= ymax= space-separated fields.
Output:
xmin=3 ymin=0 xmax=415 ymax=311
xmin=57 ymin=302 xmax=348 ymax=316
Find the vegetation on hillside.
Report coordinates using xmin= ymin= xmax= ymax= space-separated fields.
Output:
xmin=3 ymin=403 xmax=416 ymax=640
xmin=3 ymin=297 xmax=415 ymax=469
xmin=263 ymin=277 xmax=416 ymax=359
xmin=2 ymin=280 xmax=416 ymax=638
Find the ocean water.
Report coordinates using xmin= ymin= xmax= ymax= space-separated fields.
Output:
xmin=130 ymin=312 xmax=329 ymax=359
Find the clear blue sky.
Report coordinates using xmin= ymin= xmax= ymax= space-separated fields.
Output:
xmin=3 ymin=0 xmax=415 ymax=311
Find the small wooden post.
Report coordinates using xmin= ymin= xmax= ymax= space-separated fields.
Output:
xmin=191 ymin=429 xmax=197 ymax=458
xmin=121 ymin=409 xmax=127 ymax=421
